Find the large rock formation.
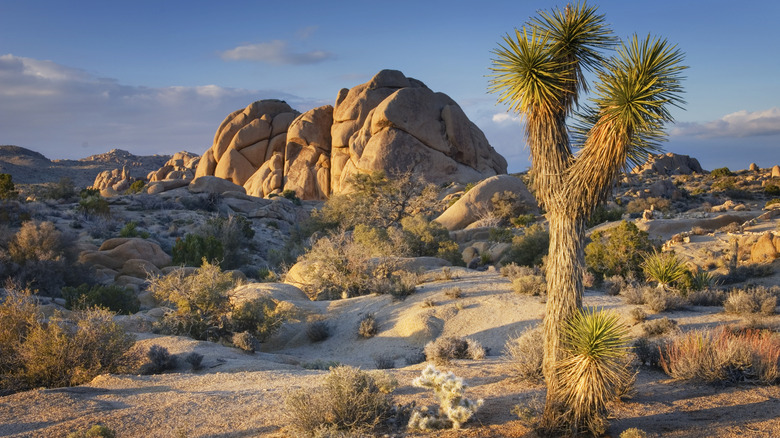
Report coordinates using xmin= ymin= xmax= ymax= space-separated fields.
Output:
xmin=195 ymin=70 xmax=508 ymax=200
xmin=632 ymin=152 xmax=704 ymax=175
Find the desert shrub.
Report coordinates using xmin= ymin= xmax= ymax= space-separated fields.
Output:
xmin=424 ymin=336 xmax=484 ymax=364
xmin=312 ymin=171 xmax=441 ymax=231
xmin=62 ymin=283 xmax=140 ymax=315
xmin=232 ymin=331 xmax=259 ymax=353
xmin=679 ymin=268 xmax=715 ymax=292
xmin=358 ymin=313 xmax=378 ymax=338
xmin=583 ymin=270 xmax=597 ymax=288
xmin=660 ymin=326 xmax=780 ymax=384
xmin=511 ymin=213 xmax=537 ymax=228
xmin=633 ymin=336 xmax=667 ymax=367
xmin=502 ymin=224 xmax=549 ymax=267
xmin=230 ymin=298 xmax=284 ymax=341
xmin=67 ymin=424 xmax=117 ymax=438
xmin=641 ymin=317 xmax=678 ymax=336
xmin=171 ymin=234 xmax=223 ymax=268
xmin=184 ymin=352 xmax=203 ymax=371
xmin=16 ymin=307 xmax=135 ymax=390
xmin=511 ymin=274 xmax=546 ymax=296
xmin=765 ymin=184 xmax=780 ymax=196
xmin=118 ymin=221 xmax=150 ymax=239
xmin=301 ymin=360 xmax=341 ymax=370
xmin=142 ymin=344 xmax=178 ymax=374
xmin=0 ymin=173 xmax=18 ymax=200
xmin=373 ymin=354 xmax=395 ymax=370
xmin=556 ymin=308 xmax=632 ymax=436
xmin=620 ymin=427 xmax=648 ymax=438
xmin=767 ymin=198 xmax=780 ymax=208
xmin=504 ymin=325 xmax=544 ymax=383
xmin=307 ymin=321 xmax=330 ymax=343
xmin=42 ymin=177 xmax=78 ymax=201
xmin=642 ymin=250 xmax=688 ymax=288
xmin=586 ymin=221 xmax=656 ymax=280
xmin=720 ymin=263 xmax=775 ymax=284
xmin=149 ymin=260 xmax=284 ymax=343
xmin=400 ymin=215 xmax=463 ymax=265
xmin=444 ymin=287 xmax=462 ymax=299
xmin=500 ymin=263 xmax=536 ymax=278
xmin=587 ymin=204 xmax=625 ymax=227
xmin=644 ymin=288 xmax=687 ymax=313
xmin=491 ymin=190 xmax=530 ymax=223
xmin=724 ymin=286 xmax=778 ymax=315
xmin=408 ymin=364 xmax=483 ymax=430
xmin=488 ymin=226 xmax=514 ymax=243
xmin=687 ymin=288 xmax=727 ymax=306
xmin=603 ymin=275 xmax=626 ymax=296
xmin=78 ymin=190 xmax=110 ymax=217
xmin=629 ymin=307 xmax=647 ymax=324
xmin=625 ymin=197 xmax=671 ymax=215
xmin=285 ymin=365 xmax=394 ymax=436
xmin=199 ymin=215 xmax=255 ymax=269
xmin=125 ymin=180 xmax=145 ymax=194
xmin=710 ymin=167 xmax=734 ymax=178
xmin=7 ymin=220 xmax=69 ymax=264
xmin=621 ymin=284 xmax=652 ymax=305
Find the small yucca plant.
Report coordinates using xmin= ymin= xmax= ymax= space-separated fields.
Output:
xmin=556 ymin=307 xmax=632 ymax=435
xmin=642 ymin=250 xmax=687 ymax=288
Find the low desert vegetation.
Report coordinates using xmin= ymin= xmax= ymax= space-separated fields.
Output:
xmin=660 ymin=326 xmax=780 ymax=384
xmin=642 ymin=250 xmax=688 ymax=289
xmin=66 ymin=424 xmax=117 ymax=438
xmin=501 ymin=223 xmax=549 ymax=267
xmin=423 ymin=336 xmax=486 ymax=364
xmin=284 ymin=365 xmax=396 ymax=437
xmin=723 ymin=286 xmax=778 ymax=315
xmin=357 ymin=313 xmax=378 ymax=338
xmin=172 ymin=215 xmax=255 ymax=270
xmin=586 ymin=221 xmax=657 ymax=281
xmin=504 ymin=325 xmax=544 ymax=383
xmin=150 ymin=260 xmax=284 ymax=345
xmin=0 ymin=287 xmax=135 ymax=394
xmin=408 ymin=365 xmax=484 ymax=431
xmin=62 ymin=283 xmax=140 ymax=315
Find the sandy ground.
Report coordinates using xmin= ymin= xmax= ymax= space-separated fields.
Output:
xmin=2 ymin=267 xmax=780 ymax=438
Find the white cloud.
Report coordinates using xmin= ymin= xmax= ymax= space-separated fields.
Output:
xmin=0 ymin=54 xmax=319 ymax=159
xmin=220 ymin=40 xmax=334 ymax=65
xmin=671 ymin=107 xmax=780 ymax=138
xmin=491 ymin=112 xmax=522 ymax=125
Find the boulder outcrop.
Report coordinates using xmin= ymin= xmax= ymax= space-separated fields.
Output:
xmin=195 ymin=70 xmax=508 ymax=200
xmin=435 ymin=174 xmax=538 ymax=231
xmin=632 ymin=152 xmax=704 ymax=175
xmin=148 ymin=151 xmax=200 ymax=183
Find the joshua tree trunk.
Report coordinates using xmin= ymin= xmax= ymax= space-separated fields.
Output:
xmin=541 ymin=212 xmax=586 ymax=422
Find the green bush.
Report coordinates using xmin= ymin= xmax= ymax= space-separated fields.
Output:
xmin=710 ymin=167 xmax=733 ymax=178
xmin=511 ymin=213 xmax=537 ymax=228
xmin=42 ymin=177 xmax=77 ymax=201
xmin=119 ymin=221 xmax=150 ymax=239
xmin=585 ymin=221 xmax=656 ymax=280
xmin=400 ymin=214 xmax=463 ymax=265
xmin=67 ymin=424 xmax=117 ymax=438
xmin=502 ymin=224 xmax=549 ymax=267
xmin=62 ymin=283 xmax=140 ymax=315
xmin=285 ymin=366 xmax=395 ymax=436
xmin=491 ymin=190 xmax=530 ymax=222
xmin=765 ymin=184 xmax=780 ymax=196
xmin=641 ymin=250 xmax=688 ymax=288
xmin=625 ymin=197 xmax=671 ymax=215
xmin=125 ymin=180 xmax=145 ymax=194
xmin=196 ymin=215 xmax=255 ymax=269
xmin=0 ymin=173 xmax=17 ymax=200
xmin=172 ymin=234 xmax=224 ymax=267
xmin=489 ymin=227 xmax=514 ymax=243
xmin=587 ymin=204 xmax=625 ymax=227
xmin=151 ymin=261 xmax=283 ymax=343
xmin=78 ymin=189 xmax=110 ymax=217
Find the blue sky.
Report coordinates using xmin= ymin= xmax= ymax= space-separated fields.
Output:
xmin=1 ymin=0 xmax=778 ymax=172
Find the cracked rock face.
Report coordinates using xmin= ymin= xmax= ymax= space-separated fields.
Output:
xmin=195 ymin=70 xmax=508 ymax=200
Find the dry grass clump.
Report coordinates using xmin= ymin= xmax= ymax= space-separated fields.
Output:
xmin=284 ymin=365 xmax=396 ymax=437
xmin=424 ymin=336 xmax=485 ymax=364
xmin=660 ymin=326 xmax=780 ymax=384
xmin=358 ymin=313 xmax=378 ymax=338
xmin=724 ymin=286 xmax=778 ymax=315
xmin=620 ymin=427 xmax=648 ymax=438
xmin=504 ymin=325 xmax=544 ymax=383
xmin=687 ymin=288 xmax=727 ymax=306
xmin=643 ymin=287 xmax=688 ymax=313
xmin=641 ymin=317 xmax=678 ymax=336
xmin=629 ymin=307 xmax=647 ymax=324
xmin=444 ymin=287 xmax=463 ymax=299
xmin=511 ymin=274 xmax=547 ymax=296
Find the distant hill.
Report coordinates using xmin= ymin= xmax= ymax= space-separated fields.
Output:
xmin=0 ymin=145 xmax=173 ymax=187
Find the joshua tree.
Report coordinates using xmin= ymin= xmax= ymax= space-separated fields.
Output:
xmin=490 ymin=2 xmax=685 ymax=433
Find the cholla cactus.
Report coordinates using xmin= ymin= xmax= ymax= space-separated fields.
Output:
xmin=408 ymin=364 xmax=484 ymax=430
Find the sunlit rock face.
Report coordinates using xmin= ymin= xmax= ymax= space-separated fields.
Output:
xmin=195 ymin=70 xmax=508 ymax=200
